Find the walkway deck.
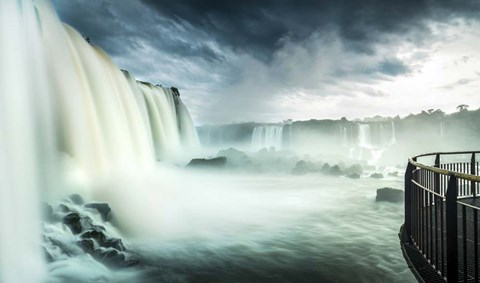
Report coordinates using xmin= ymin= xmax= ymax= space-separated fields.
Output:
xmin=401 ymin=197 xmax=480 ymax=283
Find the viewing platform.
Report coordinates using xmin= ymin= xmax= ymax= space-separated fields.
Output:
xmin=401 ymin=151 xmax=480 ymax=282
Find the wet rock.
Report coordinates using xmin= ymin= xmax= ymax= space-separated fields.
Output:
xmin=186 ymin=157 xmax=227 ymax=168
xmin=95 ymin=249 xmax=126 ymax=267
xmin=81 ymin=230 xmax=107 ymax=244
xmin=77 ymin=239 xmax=95 ymax=254
xmin=321 ymin=163 xmax=331 ymax=173
xmin=376 ymin=188 xmax=403 ymax=203
xmin=345 ymin=164 xmax=363 ymax=175
xmin=69 ymin=194 xmax=84 ymax=205
xmin=328 ymin=165 xmax=343 ymax=176
xmin=370 ymin=173 xmax=384 ymax=179
xmin=291 ymin=160 xmax=318 ymax=175
xmin=217 ymin=148 xmax=250 ymax=166
xmin=85 ymin=203 xmax=111 ymax=221
xmin=63 ymin=212 xmax=82 ymax=234
xmin=346 ymin=173 xmax=360 ymax=179
xmin=103 ymin=238 xmax=126 ymax=251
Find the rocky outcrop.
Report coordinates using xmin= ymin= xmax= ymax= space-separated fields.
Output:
xmin=291 ymin=160 xmax=319 ymax=175
xmin=186 ymin=157 xmax=227 ymax=168
xmin=43 ymin=196 xmax=138 ymax=269
xmin=376 ymin=187 xmax=403 ymax=203
xmin=370 ymin=173 xmax=384 ymax=179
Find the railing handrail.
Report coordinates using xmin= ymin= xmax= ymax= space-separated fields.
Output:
xmin=409 ymin=151 xmax=480 ymax=182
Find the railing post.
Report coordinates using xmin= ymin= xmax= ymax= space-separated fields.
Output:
xmin=435 ymin=154 xmax=440 ymax=194
xmin=405 ymin=161 xmax=415 ymax=238
xmin=446 ymin=174 xmax=458 ymax=282
xmin=472 ymin=153 xmax=476 ymax=197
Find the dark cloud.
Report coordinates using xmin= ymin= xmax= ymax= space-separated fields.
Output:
xmin=140 ymin=0 xmax=480 ymax=58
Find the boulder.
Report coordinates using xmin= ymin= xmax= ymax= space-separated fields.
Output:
xmin=81 ymin=230 xmax=107 ymax=244
xmin=345 ymin=164 xmax=363 ymax=175
xmin=388 ymin=171 xmax=399 ymax=177
xmin=186 ymin=157 xmax=227 ymax=168
xmin=370 ymin=173 xmax=384 ymax=179
xmin=63 ymin=212 xmax=82 ymax=234
xmin=321 ymin=163 xmax=331 ymax=173
xmin=376 ymin=188 xmax=404 ymax=203
xmin=346 ymin=173 xmax=360 ymax=179
xmin=77 ymin=239 xmax=95 ymax=254
xmin=328 ymin=165 xmax=343 ymax=176
xmin=85 ymin=203 xmax=111 ymax=221
xmin=103 ymin=238 xmax=126 ymax=251
xmin=291 ymin=160 xmax=318 ymax=175
xmin=217 ymin=148 xmax=250 ymax=166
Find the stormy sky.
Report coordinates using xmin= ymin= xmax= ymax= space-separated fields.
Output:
xmin=52 ymin=0 xmax=480 ymax=124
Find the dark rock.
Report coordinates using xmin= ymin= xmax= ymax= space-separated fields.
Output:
xmin=81 ymin=230 xmax=107 ymax=244
xmin=69 ymin=194 xmax=84 ymax=205
xmin=217 ymin=148 xmax=250 ymax=166
xmin=63 ymin=212 xmax=82 ymax=234
xmin=77 ymin=239 xmax=95 ymax=254
xmin=103 ymin=238 xmax=126 ymax=251
xmin=80 ymin=216 xmax=94 ymax=230
xmin=346 ymin=173 xmax=360 ymax=179
xmin=370 ymin=173 xmax=384 ymax=179
xmin=376 ymin=188 xmax=404 ymax=203
xmin=186 ymin=157 xmax=227 ymax=168
xmin=85 ymin=203 xmax=111 ymax=221
xmin=291 ymin=160 xmax=318 ymax=175
xmin=321 ymin=163 xmax=331 ymax=173
xmin=95 ymin=249 xmax=126 ymax=267
xmin=328 ymin=165 xmax=343 ymax=176
xmin=345 ymin=164 xmax=363 ymax=175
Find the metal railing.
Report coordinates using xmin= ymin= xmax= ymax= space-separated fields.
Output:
xmin=404 ymin=151 xmax=480 ymax=282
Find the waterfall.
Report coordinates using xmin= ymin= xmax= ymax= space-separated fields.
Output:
xmin=440 ymin=122 xmax=444 ymax=138
xmin=251 ymin=125 xmax=284 ymax=151
xmin=390 ymin=121 xmax=397 ymax=145
xmin=357 ymin=124 xmax=372 ymax=148
xmin=0 ymin=1 xmax=52 ymax=282
xmin=0 ymin=1 xmax=199 ymax=281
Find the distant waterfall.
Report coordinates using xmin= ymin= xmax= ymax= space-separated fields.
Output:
xmin=390 ymin=121 xmax=397 ymax=145
xmin=251 ymin=125 xmax=284 ymax=151
xmin=358 ymin=124 xmax=372 ymax=148
xmin=352 ymin=122 xmax=396 ymax=164
xmin=0 ymin=1 xmax=199 ymax=281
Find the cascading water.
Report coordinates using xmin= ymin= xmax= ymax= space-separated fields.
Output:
xmin=351 ymin=122 xmax=397 ymax=165
xmin=0 ymin=1 xmax=199 ymax=281
xmin=0 ymin=1 xmax=54 ymax=282
xmin=390 ymin=121 xmax=397 ymax=145
xmin=251 ymin=125 xmax=284 ymax=151
xmin=357 ymin=124 xmax=372 ymax=148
